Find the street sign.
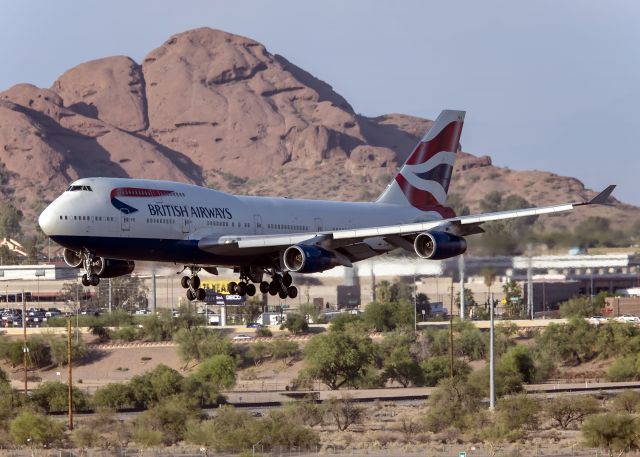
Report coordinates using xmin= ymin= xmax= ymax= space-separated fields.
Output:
xmin=458 ymin=452 xmax=467 ymax=457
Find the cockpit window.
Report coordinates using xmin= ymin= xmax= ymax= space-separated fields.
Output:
xmin=66 ymin=185 xmax=93 ymax=192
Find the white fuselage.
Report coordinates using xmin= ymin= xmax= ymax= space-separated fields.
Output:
xmin=39 ymin=177 xmax=443 ymax=266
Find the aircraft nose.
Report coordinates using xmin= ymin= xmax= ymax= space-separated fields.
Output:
xmin=38 ymin=203 xmax=56 ymax=235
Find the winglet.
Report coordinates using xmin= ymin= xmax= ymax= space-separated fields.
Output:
xmin=577 ymin=185 xmax=616 ymax=206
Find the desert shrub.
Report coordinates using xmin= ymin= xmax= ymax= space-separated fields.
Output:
xmin=423 ymin=377 xmax=482 ymax=432
xmin=596 ymin=322 xmax=640 ymax=359
xmin=93 ymin=383 xmax=137 ymax=410
xmin=582 ymin=412 xmax=640 ymax=456
xmin=109 ymin=325 xmax=140 ymax=342
xmin=255 ymin=327 xmax=272 ymax=337
xmin=380 ymin=331 xmax=422 ymax=387
xmin=128 ymin=364 xmax=184 ymax=408
xmin=259 ymin=409 xmax=321 ymax=447
xmin=362 ymin=301 xmax=412 ymax=332
xmin=329 ymin=313 xmax=364 ymax=332
xmin=282 ymin=313 xmax=308 ymax=334
xmin=546 ymin=395 xmax=600 ymax=429
xmin=186 ymin=406 xmax=259 ymax=451
xmin=246 ymin=341 xmax=271 ymax=366
xmin=494 ymin=394 xmax=541 ymax=431
xmin=420 ymin=356 xmax=471 ymax=386
xmin=325 ymin=396 xmax=364 ymax=431
xmin=535 ymin=317 xmax=597 ymax=365
xmin=9 ymin=411 xmax=65 ymax=447
xmin=132 ymin=395 xmax=200 ymax=446
xmin=183 ymin=354 xmax=236 ymax=406
xmin=270 ymin=339 xmax=299 ymax=364
xmin=607 ymin=355 xmax=639 ymax=381
xmin=31 ymin=380 xmax=91 ymax=413
xmin=611 ymin=391 xmax=640 ymax=413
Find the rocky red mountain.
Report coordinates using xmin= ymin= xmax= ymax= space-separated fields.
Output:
xmin=0 ymin=27 xmax=635 ymax=235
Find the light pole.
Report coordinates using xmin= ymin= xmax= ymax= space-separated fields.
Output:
xmin=489 ymin=292 xmax=495 ymax=411
xmin=413 ymin=272 xmax=417 ymax=333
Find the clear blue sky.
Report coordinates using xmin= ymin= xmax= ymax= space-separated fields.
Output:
xmin=2 ymin=0 xmax=638 ymax=205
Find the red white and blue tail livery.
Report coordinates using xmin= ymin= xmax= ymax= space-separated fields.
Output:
xmin=38 ymin=110 xmax=615 ymax=302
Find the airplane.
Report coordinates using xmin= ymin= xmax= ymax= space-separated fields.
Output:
xmin=38 ymin=110 xmax=615 ymax=302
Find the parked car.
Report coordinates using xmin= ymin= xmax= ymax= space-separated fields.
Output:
xmin=587 ymin=315 xmax=608 ymax=325
xmin=615 ymin=315 xmax=640 ymax=324
xmin=246 ymin=322 xmax=264 ymax=328
xmin=232 ymin=334 xmax=252 ymax=341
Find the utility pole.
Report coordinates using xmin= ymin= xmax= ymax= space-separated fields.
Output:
xmin=489 ymin=292 xmax=496 ymax=411
xmin=458 ymin=255 xmax=465 ymax=320
xmin=108 ymin=278 xmax=112 ymax=314
xmin=449 ymin=277 xmax=455 ymax=378
xmin=413 ymin=272 xmax=417 ymax=333
xmin=152 ymin=272 xmax=157 ymax=314
xmin=527 ymin=243 xmax=533 ymax=319
xmin=67 ymin=318 xmax=73 ymax=430
xmin=22 ymin=290 xmax=27 ymax=395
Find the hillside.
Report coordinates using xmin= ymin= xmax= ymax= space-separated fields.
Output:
xmin=0 ymin=27 xmax=636 ymax=235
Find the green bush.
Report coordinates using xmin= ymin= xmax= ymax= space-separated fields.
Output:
xmin=420 ymin=356 xmax=471 ymax=386
xmin=129 ymin=364 xmax=184 ymax=408
xmin=93 ymin=383 xmax=137 ymax=410
xmin=423 ymin=377 xmax=482 ymax=432
xmin=607 ymin=355 xmax=639 ymax=381
xmin=582 ymin=412 xmax=640 ymax=455
xmin=31 ymin=380 xmax=91 ymax=413
xmin=611 ymin=391 xmax=640 ymax=413
xmin=282 ymin=313 xmax=309 ymax=335
xmin=362 ymin=301 xmax=412 ymax=332
xmin=183 ymin=355 xmax=236 ymax=406
xmin=329 ymin=313 xmax=364 ymax=332
xmin=255 ymin=327 xmax=272 ymax=337
xmin=132 ymin=395 xmax=200 ymax=446
xmin=546 ymin=395 xmax=600 ymax=429
xmin=9 ymin=411 xmax=65 ymax=447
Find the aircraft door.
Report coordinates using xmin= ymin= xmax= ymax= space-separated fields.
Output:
xmin=182 ymin=218 xmax=190 ymax=234
xmin=253 ymin=214 xmax=263 ymax=235
xmin=121 ymin=214 xmax=130 ymax=232
xmin=314 ymin=217 xmax=323 ymax=232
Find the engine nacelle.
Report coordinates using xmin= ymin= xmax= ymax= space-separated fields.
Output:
xmin=283 ymin=245 xmax=340 ymax=274
xmin=414 ymin=231 xmax=467 ymax=260
xmin=63 ymin=248 xmax=83 ymax=268
xmin=92 ymin=258 xmax=135 ymax=278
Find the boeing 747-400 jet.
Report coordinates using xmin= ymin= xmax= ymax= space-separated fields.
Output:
xmin=38 ymin=110 xmax=615 ymax=302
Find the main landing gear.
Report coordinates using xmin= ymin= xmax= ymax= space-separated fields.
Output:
xmin=180 ymin=267 xmax=207 ymax=301
xmin=255 ymin=271 xmax=297 ymax=300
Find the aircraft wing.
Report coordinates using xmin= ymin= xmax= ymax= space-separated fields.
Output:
xmin=199 ymin=185 xmax=615 ymax=255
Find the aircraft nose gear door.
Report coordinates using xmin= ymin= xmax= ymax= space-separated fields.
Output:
xmin=253 ymin=214 xmax=263 ymax=235
xmin=121 ymin=214 xmax=130 ymax=232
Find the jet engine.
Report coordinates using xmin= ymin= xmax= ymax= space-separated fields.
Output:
xmin=92 ymin=258 xmax=136 ymax=278
xmin=414 ymin=231 xmax=467 ymax=260
xmin=283 ymin=245 xmax=341 ymax=274
xmin=63 ymin=248 xmax=83 ymax=268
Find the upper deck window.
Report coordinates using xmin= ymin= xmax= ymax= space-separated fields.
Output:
xmin=67 ymin=185 xmax=93 ymax=192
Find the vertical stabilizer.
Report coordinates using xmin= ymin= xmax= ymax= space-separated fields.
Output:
xmin=376 ymin=110 xmax=465 ymax=215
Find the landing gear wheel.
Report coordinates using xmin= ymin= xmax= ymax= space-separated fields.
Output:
xmin=259 ymin=281 xmax=269 ymax=294
xmin=268 ymin=282 xmax=278 ymax=296
xmin=196 ymin=288 xmax=206 ymax=301
xmin=227 ymin=281 xmax=237 ymax=294
xmin=287 ymin=286 xmax=298 ymax=299
xmin=236 ymin=282 xmax=247 ymax=296
xmin=279 ymin=290 xmax=288 ymax=300
xmin=186 ymin=288 xmax=196 ymax=301
xmin=81 ymin=274 xmax=90 ymax=287
xmin=181 ymin=276 xmax=190 ymax=289
xmin=246 ymin=283 xmax=256 ymax=296
xmin=190 ymin=275 xmax=200 ymax=290
xmin=90 ymin=275 xmax=100 ymax=286
xmin=282 ymin=272 xmax=293 ymax=287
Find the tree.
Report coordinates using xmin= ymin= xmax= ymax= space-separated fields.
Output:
xmin=93 ymin=383 xmax=137 ymax=410
xmin=185 ymin=406 xmax=260 ymax=451
xmin=582 ymin=412 xmax=640 ymax=457
xmin=282 ymin=313 xmax=309 ymax=334
xmin=481 ymin=267 xmax=496 ymax=305
xmin=246 ymin=341 xmax=271 ymax=366
xmin=380 ymin=332 xmax=422 ymax=387
xmin=129 ymin=364 xmax=184 ymax=408
xmin=0 ymin=202 xmax=22 ymax=239
xmin=420 ymin=356 xmax=471 ymax=386
xmin=559 ymin=296 xmax=603 ymax=318
xmin=535 ymin=317 xmax=597 ymax=365
xmin=362 ymin=301 xmax=412 ymax=332
xmin=424 ymin=377 xmax=483 ymax=432
xmin=31 ymin=380 xmax=90 ymax=413
xmin=546 ymin=395 xmax=600 ymax=429
xmin=132 ymin=395 xmax=200 ymax=446
xmin=174 ymin=327 xmax=234 ymax=369
xmin=185 ymin=355 xmax=236 ymax=406
xmin=612 ymin=391 xmax=640 ymax=413
xmin=46 ymin=335 xmax=87 ymax=367
xmin=495 ymin=394 xmax=541 ymax=431
xmin=329 ymin=312 xmax=364 ymax=332
xmin=325 ymin=396 xmax=363 ymax=431
xmin=455 ymin=288 xmax=477 ymax=318
xmin=270 ymin=339 xmax=299 ymax=365
xmin=502 ymin=280 xmax=524 ymax=318
xmin=9 ymin=411 xmax=64 ymax=447
xmin=302 ymin=332 xmax=375 ymax=389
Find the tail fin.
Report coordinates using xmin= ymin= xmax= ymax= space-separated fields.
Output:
xmin=376 ymin=109 xmax=465 ymax=214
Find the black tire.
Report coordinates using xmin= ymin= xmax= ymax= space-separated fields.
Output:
xmin=186 ymin=288 xmax=196 ymax=301
xmin=90 ymin=275 xmax=100 ymax=287
xmin=279 ymin=290 xmax=288 ymax=300
xmin=228 ymin=281 xmax=237 ymax=294
xmin=268 ymin=282 xmax=278 ymax=296
xmin=246 ymin=283 xmax=256 ymax=296
xmin=283 ymin=272 xmax=292 ymax=287
xmin=191 ymin=275 xmax=201 ymax=290
xmin=236 ymin=282 xmax=247 ymax=296
xmin=81 ymin=274 xmax=90 ymax=287
xmin=259 ymin=281 xmax=269 ymax=294
xmin=287 ymin=286 xmax=298 ymax=299
xmin=196 ymin=288 xmax=206 ymax=301
xmin=181 ymin=276 xmax=190 ymax=289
